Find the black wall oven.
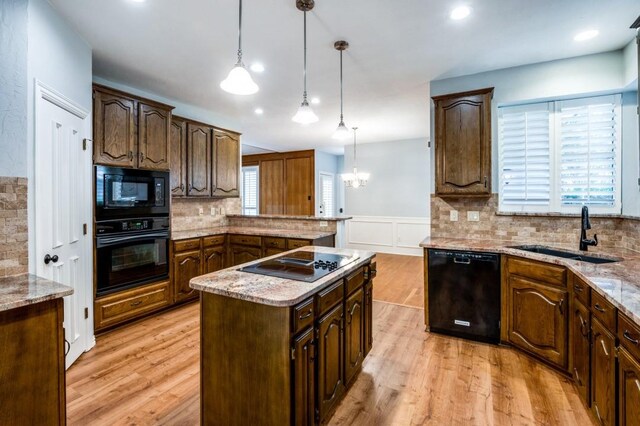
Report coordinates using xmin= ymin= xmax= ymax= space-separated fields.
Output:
xmin=96 ymin=217 xmax=170 ymax=297
xmin=95 ymin=165 xmax=169 ymax=220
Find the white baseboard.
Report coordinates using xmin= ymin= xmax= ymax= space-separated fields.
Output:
xmin=345 ymin=216 xmax=430 ymax=256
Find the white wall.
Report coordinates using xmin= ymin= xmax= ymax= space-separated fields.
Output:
xmin=623 ymin=36 xmax=638 ymax=87
xmin=0 ymin=0 xmax=28 ymax=177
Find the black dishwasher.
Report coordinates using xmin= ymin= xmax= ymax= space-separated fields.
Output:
xmin=428 ymin=249 xmax=501 ymax=344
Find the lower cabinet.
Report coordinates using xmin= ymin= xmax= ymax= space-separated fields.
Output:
xmin=229 ymin=244 xmax=262 ymax=266
xmin=317 ymin=303 xmax=346 ymax=420
xmin=591 ymin=317 xmax=616 ymax=426
xmin=293 ymin=328 xmax=316 ymax=426
xmin=571 ymin=297 xmax=591 ymax=406
xmin=364 ymin=281 xmax=374 ymax=357
xmin=203 ymin=245 xmax=225 ymax=274
xmin=345 ymin=287 xmax=365 ymax=385
xmin=173 ymin=249 xmax=202 ymax=303
xmin=618 ymin=347 xmax=640 ymax=426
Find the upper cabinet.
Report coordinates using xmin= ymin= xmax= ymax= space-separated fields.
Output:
xmin=93 ymin=85 xmax=174 ymax=171
xmin=169 ymin=117 xmax=188 ymax=196
xmin=187 ymin=122 xmax=213 ymax=197
xmin=432 ymin=87 xmax=493 ymax=197
xmin=212 ymin=129 xmax=240 ymax=197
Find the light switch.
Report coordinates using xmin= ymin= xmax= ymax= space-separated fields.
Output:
xmin=450 ymin=210 xmax=459 ymax=222
xmin=198 ymin=207 xmax=204 ymax=216
xmin=211 ymin=207 xmax=217 ymax=216
xmin=468 ymin=211 xmax=480 ymax=222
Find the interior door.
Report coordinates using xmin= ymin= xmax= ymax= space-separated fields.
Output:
xmin=35 ymin=86 xmax=92 ymax=368
xmin=318 ymin=172 xmax=334 ymax=217
xmin=285 ymin=156 xmax=314 ymax=215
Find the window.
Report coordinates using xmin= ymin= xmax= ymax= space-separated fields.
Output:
xmin=319 ymin=173 xmax=334 ymax=217
xmin=499 ymin=94 xmax=621 ymax=214
xmin=242 ymin=166 xmax=259 ymax=215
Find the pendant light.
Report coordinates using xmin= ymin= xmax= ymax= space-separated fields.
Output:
xmin=332 ymin=40 xmax=350 ymax=140
xmin=292 ymin=0 xmax=318 ymax=124
xmin=220 ymin=0 xmax=259 ymax=95
xmin=341 ymin=127 xmax=370 ymax=188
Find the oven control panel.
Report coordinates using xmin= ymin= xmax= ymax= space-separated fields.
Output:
xmin=96 ymin=217 xmax=170 ymax=235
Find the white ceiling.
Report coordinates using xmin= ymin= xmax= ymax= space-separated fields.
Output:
xmin=51 ymin=0 xmax=638 ymax=155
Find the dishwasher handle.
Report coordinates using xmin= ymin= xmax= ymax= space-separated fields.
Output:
xmin=453 ymin=257 xmax=471 ymax=265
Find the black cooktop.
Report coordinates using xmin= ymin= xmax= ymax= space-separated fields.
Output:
xmin=239 ymin=251 xmax=359 ymax=282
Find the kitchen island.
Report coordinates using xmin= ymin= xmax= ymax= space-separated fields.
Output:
xmin=190 ymin=246 xmax=376 ymax=426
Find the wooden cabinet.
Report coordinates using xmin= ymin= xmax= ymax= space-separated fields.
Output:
xmin=591 ymin=317 xmax=616 ymax=425
xmin=229 ymin=245 xmax=262 ymax=266
xmin=259 ymin=159 xmax=285 ymax=214
xmin=170 ymin=117 xmax=187 ymax=196
xmin=317 ymin=303 xmax=345 ymax=421
xmin=293 ymin=327 xmax=316 ymax=426
xmin=0 ymin=299 xmax=66 ymax=425
xmin=173 ymin=249 xmax=202 ymax=303
xmin=187 ymin=123 xmax=212 ymax=197
xmin=203 ymin=246 xmax=225 ymax=274
xmin=212 ymin=129 xmax=240 ymax=197
xmin=345 ymin=287 xmax=365 ymax=385
xmin=364 ymin=281 xmax=373 ymax=358
xmin=93 ymin=85 xmax=173 ymax=170
xmin=432 ymin=87 xmax=493 ymax=197
xmin=618 ymin=347 xmax=640 ymax=426
xmin=286 ymin=156 xmax=314 ymax=215
xmin=572 ymin=297 xmax=591 ymax=405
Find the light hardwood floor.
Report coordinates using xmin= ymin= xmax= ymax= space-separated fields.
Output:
xmin=67 ymin=253 xmax=593 ymax=425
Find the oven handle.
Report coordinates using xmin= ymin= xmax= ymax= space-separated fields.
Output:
xmin=97 ymin=231 xmax=169 ymax=247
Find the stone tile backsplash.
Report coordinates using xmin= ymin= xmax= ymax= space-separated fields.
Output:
xmin=171 ymin=198 xmax=242 ymax=231
xmin=227 ymin=216 xmax=338 ymax=233
xmin=0 ymin=177 xmax=28 ymax=277
xmin=431 ymin=195 xmax=640 ymax=253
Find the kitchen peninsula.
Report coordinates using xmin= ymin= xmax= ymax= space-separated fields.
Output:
xmin=190 ymin=246 xmax=376 ymax=426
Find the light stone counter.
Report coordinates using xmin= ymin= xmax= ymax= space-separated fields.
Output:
xmin=420 ymin=236 xmax=640 ymax=327
xmin=171 ymin=226 xmax=336 ymax=241
xmin=189 ymin=246 xmax=375 ymax=307
xmin=0 ymin=274 xmax=73 ymax=312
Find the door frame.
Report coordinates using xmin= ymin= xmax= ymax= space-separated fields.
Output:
xmin=30 ymin=80 xmax=95 ymax=355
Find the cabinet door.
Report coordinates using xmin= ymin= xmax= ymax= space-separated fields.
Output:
xmin=229 ymin=245 xmax=262 ymax=267
xmin=203 ymin=246 xmax=225 ymax=274
xmin=432 ymin=88 xmax=493 ymax=196
xmin=571 ymin=298 xmax=591 ymax=405
xmin=293 ymin=328 xmax=315 ymax=426
xmin=260 ymin=159 xmax=285 ymax=214
xmin=345 ymin=287 xmax=365 ymax=385
xmin=591 ymin=318 xmax=616 ymax=426
xmin=170 ymin=118 xmax=187 ymax=196
xmin=138 ymin=102 xmax=171 ymax=170
xmin=212 ymin=129 xmax=240 ymax=197
xmin=508 ymin=276 xmax=568 ymax=369
xmin=317 ymin=303 xmax=345 ymax=421
xmin=93 ymin=88 xmax=136 ymax=167
xmin=187 ymin=123 xmax=212 ymax=197
xmin=618 ymin=347 xmax=640 ymax=426
xmin=285 ymin=156 xmax=314 ymax=215
xmin=264 ymin=247 xmax=286 ymax=257
xmin=173 ymin=250 xmax=202 ymax=303
xmin=364 ymin=281 xmax=373 ymax=358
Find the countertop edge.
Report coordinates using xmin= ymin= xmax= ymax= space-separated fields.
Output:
xmin=0 ymin=274 xmax=74 ymax=313
xmin=171 ymin=227 xmax=336 ymax=241
xmin=226 ymin=214 xmax=352 ymax=222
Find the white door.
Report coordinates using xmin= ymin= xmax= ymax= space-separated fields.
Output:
xmin=34 ymin=83 xmax=92 ymax=368
xmin=318 ymin=172 xmax=335 ymax=217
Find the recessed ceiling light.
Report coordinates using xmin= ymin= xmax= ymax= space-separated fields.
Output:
xmin=130 ymin=0 xmax=146 ymax=3
xmin=250 ymin=63 xmax=265 ymax=73
xmin=450 ymin=6 xmax=471 ymax=20
xmin=311 ymin=97 xmax=320 ymax=105
xmin=254 ymin=108 xmax=264 ymax=115
xmin=574 ymin=29 xmax=599 ymax=42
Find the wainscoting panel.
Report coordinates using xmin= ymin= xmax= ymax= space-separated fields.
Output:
xmin=346 ymin=216 xmax=430 ymax=256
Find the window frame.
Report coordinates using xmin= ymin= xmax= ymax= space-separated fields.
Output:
xmin=241 ymin=165 xmax=259 ymax=216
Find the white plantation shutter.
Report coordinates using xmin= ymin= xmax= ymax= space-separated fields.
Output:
xmin=558 ymin=95 xmax=621 ymax=212
xmin=320 ymin=174 xmax=334 ymax=217
xmin=242 ymin=166 xmax=259 ymax=215
xmin=499 ymin=103 xmax=551 ymax=211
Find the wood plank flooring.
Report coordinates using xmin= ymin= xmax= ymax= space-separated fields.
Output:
xmin=66 ymin=253 xmax=593 ymax=425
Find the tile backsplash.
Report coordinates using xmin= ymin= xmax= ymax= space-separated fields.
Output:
xmin=171 ymin=198 xmax=242 ymax=231
xmin=0 ymin=177 xmax=28 ymax=277
xmin=431 ymin=195 xmax=640 ymax=252
xmin=227 ymin=216 xmax=338 ymax=233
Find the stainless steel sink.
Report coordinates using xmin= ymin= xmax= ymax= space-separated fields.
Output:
xmin=509 ymin=245 xmax=620 ymax=264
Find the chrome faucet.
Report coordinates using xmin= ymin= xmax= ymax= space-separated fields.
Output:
xmin=580 ymin=206 xmax=598 ymax=251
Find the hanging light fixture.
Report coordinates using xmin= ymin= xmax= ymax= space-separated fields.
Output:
xmin=332 ymin=40 xmax=350 ymax=140
xmin=292 ymin=0 xmax=319 ymax=124
xmin=220 ymin=0 xmax=259 ymax=95
xmin=341 ymin=127 xmax=370 ymax=188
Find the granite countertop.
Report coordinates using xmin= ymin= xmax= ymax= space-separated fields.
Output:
xmin=420 ymin=237 xmax=640 ymax=327
xmin=172 ymin=226 xmax=336 ymax=241
xmin=0 ymin=274 xmax=74 ymax=312
xmin=226 ymin=214 xmax=352 ymax=221
xmin=189 ymin=246 xmax=375 ymax=307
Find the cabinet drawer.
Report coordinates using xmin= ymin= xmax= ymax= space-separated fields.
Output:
xmin=316 ymin=280 xmax=344 ymax=316
xmin=174 ymin=238 xmax=201 ymax=252
xmin=572 ymin=275 xmax=591 ymax=306
xmin=507 ymin=256 xmax=566 ymax=287
xmin=95 ymin=280 xmax=171 ymax=330
xmin=287 ymin=238 xmax=311 ymax=250
xmin=203 ymin=235 xmax=225 ymax=247
xmin=618 ymin=313 xmax=640 ymax=361
xmin=292 ymin=298 xmax=314 ymax=335
xmin=365 ymin=261 xmax=377 ymax=281
xmin=590 ymin=291 xmax=617 ymax=332
xmin=263 ymin=237 xmax=286 ymax=250
xmin=230 ymin=234 xmax=261 ymax=247
xmin=346 ymin=267 xmax=365 ymax=296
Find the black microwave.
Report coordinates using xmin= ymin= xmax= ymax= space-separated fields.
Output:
xmin=95 ymin=166 xmax=170 ymax=220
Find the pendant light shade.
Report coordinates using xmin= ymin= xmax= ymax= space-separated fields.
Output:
xmin=341 ymin=127 xmax=370 ymax=188
xmin=332 ymin=40 xmax=350 ymax=140
xmin=292 ymin=1 xmax=318 ymax=124
xmin=220 ymin=0 xmax=259 ymax=95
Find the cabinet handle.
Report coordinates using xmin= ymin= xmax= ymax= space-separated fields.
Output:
xmin=128 ymin=150 xmax=133 ymax=161
xmin=594 ymin=404 xmax=602 ymax=423
xmin=64 ymin=339 xmax=71 ymax=356
xmin=573 ymin=284 xmax=583 ymax=293
xmin=130 ymin=300 xmax=142 ymax=307
xmin=594 ymin=303 xmax=606 ymax=313
xmin=484 ymin=176 xmax=488 ymax=188
xmin=573 ymin=367 xmax=582 ymax=386
xmin=624 ymin=330 xmax=639 ymax=346
xmin=558 ymin=298 xmax=564 ymax=315
xmin=299 ymin=310 xmax=313 ymax=320
xmin=635 ymin=379 xmax=640 ymax=393
xmin=139 ymin=152 xmax=144 ymax=162
xmin=189 ymin=184 xmax=193 ymax=191
xmin=180 ymin=184 xmax=185 ymax=192
xmin=600 ymin=339 xmax=609 ymax=357
xmin=579 ymin=314 xmax=589 ymax=337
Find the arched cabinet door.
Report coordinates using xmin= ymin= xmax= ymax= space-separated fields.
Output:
xmin=93 ymin=88 xmax=136 ymax=167
xmin=173 ymin=250 xmax=201 ymax=303
xmin=138 ymin=102 xmax=171 ymax=171
xmin=212 ymin=129 xmax=240 ymax=197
